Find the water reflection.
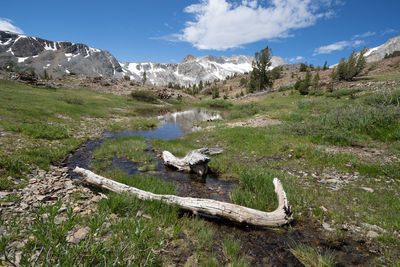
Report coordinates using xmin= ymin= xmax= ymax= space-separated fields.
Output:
xmin=157 ymin=108 xmax=222 ymax=134
xmin=104 ymin=108 xmax=222 ymax=139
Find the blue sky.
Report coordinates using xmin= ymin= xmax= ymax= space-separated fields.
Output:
xmin=1 ymin=0 xmax=399 ymax=66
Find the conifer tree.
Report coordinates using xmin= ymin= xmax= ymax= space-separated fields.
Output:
xmin=142 ymin=71 xmax=147 ymax=85
xmin=248 ymin=46 xmax=273 ymax=92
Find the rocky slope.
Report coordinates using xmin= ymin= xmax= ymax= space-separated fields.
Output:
xmin=0 ymin=30 xmax=287 ymax=86
xmin=121 ymin=55 xmax=286 ymax=86
xmin=364 ymin=35 xmax=400 ymax=62
xmin=0 ymin=31 xmax=124 ymax=78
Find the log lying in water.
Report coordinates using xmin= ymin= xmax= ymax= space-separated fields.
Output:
xmin=162 ymin=148 xmax=223 ymax=177
xmin=73 ymin=167 xmax=293 ymax=227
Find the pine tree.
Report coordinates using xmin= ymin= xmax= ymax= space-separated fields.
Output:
xmin=199 ymin=80 xmax=203 ymax=91
xmin=142 ymin=71 xmax=147 ymax=85
xmin=313 ymin=72 xmax=320 ymax=88
xmin=249 ymin=45 xmax=273 ymax=92
xmin=323 ymin=61 xmax=328 ymax=70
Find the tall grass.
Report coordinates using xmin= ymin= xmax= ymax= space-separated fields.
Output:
xmin=1 ymin=122 xmax=69 ymax=140
xmin=290 ymin=105 xmax=400 ymax=145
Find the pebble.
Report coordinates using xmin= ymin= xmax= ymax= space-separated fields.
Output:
xmin=322 ymin=222 xmax=334 ymax=231
xmin=366 ymin=230 xmax=379 ymax=239
xmin=66 ymin=227 xmax=90 ymax=244
xmin=361 ymin=187 xmax=374 ymax=193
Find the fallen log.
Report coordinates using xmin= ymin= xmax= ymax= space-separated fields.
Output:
xmin=73 ymin=167 xmax=293 ymax=227
xmin=162 ymin=148 xmax=223 ymax=177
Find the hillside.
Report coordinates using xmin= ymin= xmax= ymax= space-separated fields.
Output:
xmin=1 ymin=52 xmax=400 ymax=265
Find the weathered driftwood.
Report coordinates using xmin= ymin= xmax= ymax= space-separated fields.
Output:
xmin=73 ymin=167 xmax=293 ymax=227
xmin=162 ymin=148 xmax=223 ymax=177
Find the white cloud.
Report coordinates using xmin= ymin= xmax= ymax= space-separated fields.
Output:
xmin=313 ymin=40 xmax=364 ymax=55
xmin=352 ymin=31 xmax=375 ymax=39
xmin=177 ymin=0 xmax=335 ymax=50
xmin=0 ymin=18 xmax=23 ymax=34
xmin=382 ymin=28 xmax=397 ymax=35
xmin=288 ymin=56 xmax=305 ymax=62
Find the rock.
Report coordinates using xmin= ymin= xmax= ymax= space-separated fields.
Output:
xmin=366 ymin=230 xmax=379 ymax=239
xmin=0 ymin=226 xmax=6 ymax=235
xmin=361 ymin=187 xmax=374 ymax=193
xmin=0 ymin=191 xmax=10 ymax=199
xmin=73 ymin=206 xmax=81 ymax=213
xmin=15 ymin=251 xmax=22 ymax=265
xmin=322 ymin=222 xmax=334 ymax=231
xmin=66 ymin=227 xmax=90 ymax=244
xmin=320 ymin=206 xmax=328 ymax=212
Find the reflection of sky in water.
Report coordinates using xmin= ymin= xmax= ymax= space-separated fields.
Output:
xmin=100 ymin=108 xmax=231 ymax=202
xmin=104 ymin=108 xmax=221 ymax=139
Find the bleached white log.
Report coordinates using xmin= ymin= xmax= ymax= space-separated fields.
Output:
xmin=162 ymin=149 xmax=210 ymax=176
xmin=74 ymin=167 xmax=293 ymax=227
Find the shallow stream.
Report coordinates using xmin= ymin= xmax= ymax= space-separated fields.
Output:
xmin=66 ymin=108 xmax=232 ymax=202
xmin=65 ymin=107 xmax=372 ymax=266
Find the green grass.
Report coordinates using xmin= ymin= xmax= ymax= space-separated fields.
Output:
xmin=290 ymin=105 xmax=400 ymax=146
xmin=92 ymin=136 xmax=152 ymax=172
xmin=1 ymin=122 xmax=69 ymax=140
xmin=290 ymin=243 xmax=336 ymax=267
xmin=231 ymin=168 xmax=279 ymax=211
xmin=222 ymin=237 xmax=249 ymax=267
xmin=130 ymin=90 xmax=159 ymax=104
xmin=325 ymin=88 xmax=362 ymax=98
xmin=0 ymin=79 xmax=129 ymax=122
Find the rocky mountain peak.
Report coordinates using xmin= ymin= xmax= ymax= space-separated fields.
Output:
xmin=181 ymin=54 xmax=197 ymax=63
xmin=364 ymin=35 xmax=400 ymax=62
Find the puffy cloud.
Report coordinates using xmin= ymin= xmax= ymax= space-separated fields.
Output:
xmin=0 ymin=18 xmax=23 ymax=34
xmin=178 ymin=0 xmax=335 ymax=50
xmin=313 ymin=40 xmax=364 ymax=55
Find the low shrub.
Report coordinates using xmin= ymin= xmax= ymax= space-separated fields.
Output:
xmin=130 ymin=90 xmax=159 ymax=103
xmin=229 ymin=102 xmax=266 ymax=119
xmin=202 ymin=100 xmax=233 ymax=109
xmin=364 ymin=90 xmax=400 ymax=107
xmin=278 ymin=86 xmax=293 ymax=92
xmin=326 ymin=88 xmax=362 ymax=98
xmin=62 ymin=96 xmax=84 ymax=105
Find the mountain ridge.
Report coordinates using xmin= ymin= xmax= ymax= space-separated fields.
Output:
xmin=0 ymin=30 xmax=287 ymax=86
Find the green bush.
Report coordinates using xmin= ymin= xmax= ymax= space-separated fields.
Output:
xmin=203 ymin=99 xmax=233 ymax=109
xmin=278 ymin=86 xmax=293 ymax=92
xmin=331 ymin=49 xmax=367 ymax=81
xmin=130 ymin=90 xmax=159 ymax=103
xmin=384 ymin=51 xmax=400 ymax=59
xmin=212 ymin=86 xmax=220 ymax=99
xmin=239 ymin=78 xmax=247 ymax=87
xmin=309 ymin=89 xmax=324 ymax=96
xmin=326 ymin=88 xmax=362 ymax=98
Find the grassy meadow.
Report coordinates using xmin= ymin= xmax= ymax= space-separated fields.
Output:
xmin=1 ymin=76 xmax=400 ymax=265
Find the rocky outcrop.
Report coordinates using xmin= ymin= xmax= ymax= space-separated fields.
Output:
xmin=121 ymin=55 xmax=287 ymax=86
xmin=0 ymin=30 xmax=124 ymax=78
xmin=364 ymin=35 xmax=400 ymax=62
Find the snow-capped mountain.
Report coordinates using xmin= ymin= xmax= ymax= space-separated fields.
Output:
xmin=120 ymin=55 xmax=287 ymax=86
xmin=364 ymin=35 xmax=400 ymax=62
xmin=0 ymin=30 xmax=287 ymax=86
xmin=0 ymin=30 xmax=123 ymax=78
